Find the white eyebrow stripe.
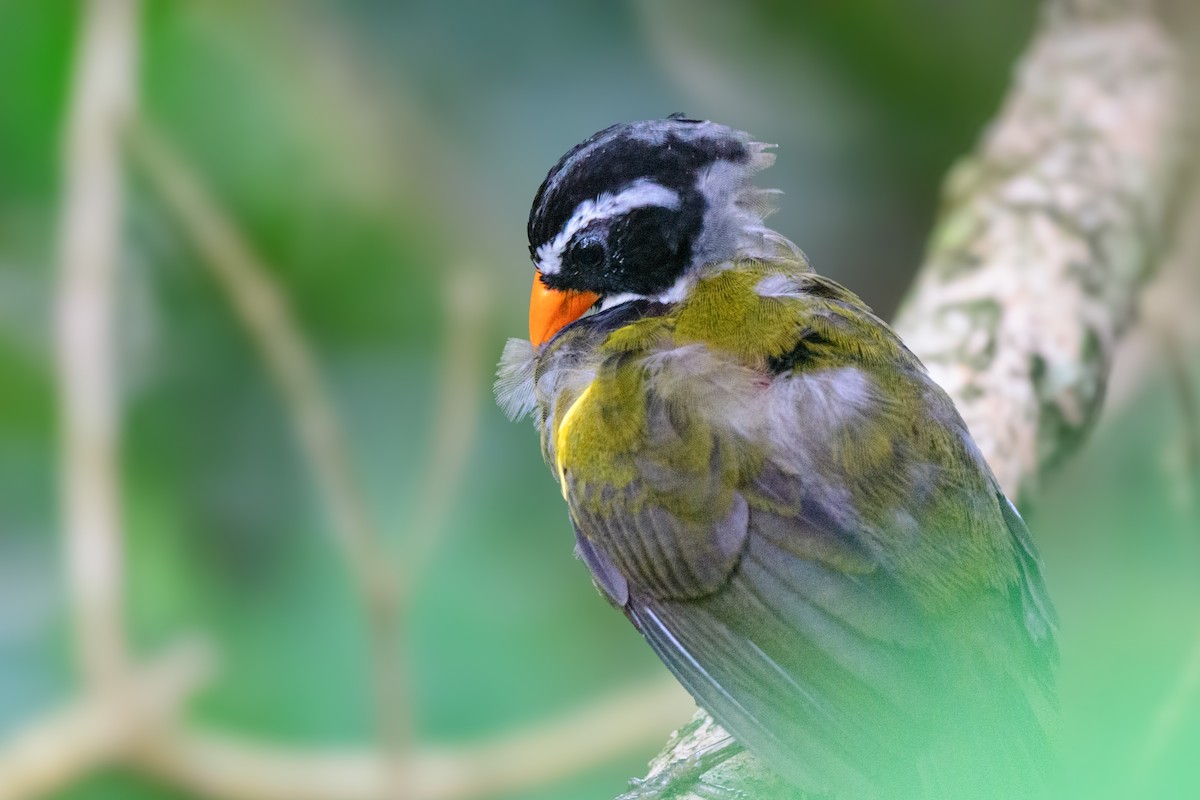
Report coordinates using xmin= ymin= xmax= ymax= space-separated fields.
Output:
xmin=535 ymin=179 xmax=680 ymax=275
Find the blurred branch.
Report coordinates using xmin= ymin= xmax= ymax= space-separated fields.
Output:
xmin=267 ymin=0 xmax=496 ymax=651
xmin=629 ymin=0 xmax=1194 ymax=796
xmin=1163 ymin=327 xmax=1200 ymax=489
xmin=1160 ymin=328 xmax=1200 ymax=522
xmin=125 ymin=121 xmax=412 ymax=759
xmin=53 ymin=0 xmax=140 ymax=694
xmin=270 ymin=6 xmax=511 ymax=270
xmin=397 ymin=269 xmax=489 ymax=602
xmin=0 ymin=631 xmax=688 ymax=800
xmin=4 ymin=7 xmax=218 ymax=800
xmin=1105 ymin=225 xmax=1200 ymax=417
xmin=130 ymin=678 xmax=692 ymax=800
xmin=0 ymin=640 xmax=214 ymax=800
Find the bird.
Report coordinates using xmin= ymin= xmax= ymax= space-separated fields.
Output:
xmin=496 ymin=117 xmax=1057 ymax=800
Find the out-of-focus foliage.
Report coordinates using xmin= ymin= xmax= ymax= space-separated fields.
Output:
xmin=0 ymin=1 xmax=1197 ymax=799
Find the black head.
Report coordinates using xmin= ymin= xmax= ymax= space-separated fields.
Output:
xmin=528 ymin=118 xmax=775 ymax=299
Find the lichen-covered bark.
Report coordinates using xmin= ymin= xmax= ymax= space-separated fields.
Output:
xmin=623 ymin=0 xmax=1191 ymax=796
xmin=894 ymin=2 xmax=1188 ymax=501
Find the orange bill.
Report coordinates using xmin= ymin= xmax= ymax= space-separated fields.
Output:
xmin=529 ymin=273 xmax=600 ymax=347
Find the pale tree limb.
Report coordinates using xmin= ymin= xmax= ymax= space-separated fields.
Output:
xmin=125 ymin=121 xmax=413 ymax=762
xmin=397 ymin=268 xmax=490 ymax=601
xmin=53 ymin=0 xmax=140 ymax=695
xmin=0 ymin=640 xmax=214 ymax=800
xmin=25 ymin=4 xmax=218 ymax=799
xmin=0 ymin=673 xmax=691 ymax=800
xmin=625 ymin=0 xmax=1193 ymax=796
xmin=130 ymin=678 xmax=693 ymax=800
xmin=894 ymin=0 xmax=1191 ymax=503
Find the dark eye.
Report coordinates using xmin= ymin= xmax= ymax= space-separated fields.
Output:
xmin=569 ymin=237 xmax=606 ymax=270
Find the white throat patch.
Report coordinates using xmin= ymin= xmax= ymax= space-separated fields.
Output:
xmin=535 ymin=179 xmax=680 ymax=276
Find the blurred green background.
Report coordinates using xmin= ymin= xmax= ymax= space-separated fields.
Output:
xmin=1 ymin=1 xmax=1198 ymax=799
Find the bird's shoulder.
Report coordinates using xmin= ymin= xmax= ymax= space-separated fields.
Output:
xmin=670 ymin=263 xmax=915 ymax=373
xmin=542 ymin=262 xmax=933 ymax=474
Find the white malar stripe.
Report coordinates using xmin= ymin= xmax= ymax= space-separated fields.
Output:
xmin=599 ymin=273 xmax=695 ymax=311
xmin=535 ymin=179 xmax=680 ymax=275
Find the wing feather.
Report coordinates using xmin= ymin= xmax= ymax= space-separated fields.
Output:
xmin=573 ymin=467 xmax=1055 ymax=799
